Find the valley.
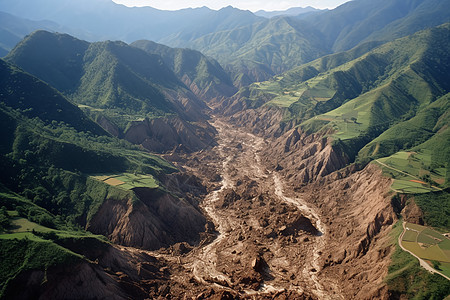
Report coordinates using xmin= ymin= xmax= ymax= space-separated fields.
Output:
xmin=0 ymin=0 xmax=450 ymax=299
xmin=124 ymin=113 xmax=396 ymax=299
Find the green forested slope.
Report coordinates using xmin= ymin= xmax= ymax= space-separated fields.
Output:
xmin=4 ymin=30 xmax=214 ymax=149
xmin=184 ymin=16 xmax=329 ymax=85
xmin=305 ymin=0 xmax=450 ymax=52
xmin=131 ymin=40 xmax=237 ymax=100
xmin=238 ymin=24 xmax=450 ymax=190
xmin=0 ymin=58 xmax=176 ymax=224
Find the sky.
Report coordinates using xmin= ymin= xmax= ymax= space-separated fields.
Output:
xmin=112 ymin=0 xmax=352 ymax=11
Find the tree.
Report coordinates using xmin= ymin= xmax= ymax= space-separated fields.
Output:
xmin=432 ymin=260 xmax=442 ymax=270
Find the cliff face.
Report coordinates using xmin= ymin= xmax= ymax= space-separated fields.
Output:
xmin=3 ymin=241 xmax=172 ymax=300
xmin=295 ymin=163 xmax=396 ymax=299
xmin=181 ymin=74 xmax=237 ymax=104
xmin=122 ymin=116 xmax=217 ymax=153
xmin=87 ymin=188 xmax=206 ymax=250
xmin=266 ymin=127 xmax=350 ymax=184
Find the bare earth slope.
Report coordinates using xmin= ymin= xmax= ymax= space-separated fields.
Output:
xmin=147 ymin=115 xmax=398 ymax=299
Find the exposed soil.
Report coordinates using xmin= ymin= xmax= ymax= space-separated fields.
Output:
xmin=155 ymin=116 xmax=397 ymax=299
xmin=20 ymin=115 xmax=397 ymax=299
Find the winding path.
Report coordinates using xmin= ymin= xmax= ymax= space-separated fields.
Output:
xmin=398 ymin=221 xmax=450 ymax=281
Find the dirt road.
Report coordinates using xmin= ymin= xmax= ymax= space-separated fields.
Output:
xmin=398 ymin=221 xmax=450 ymax=281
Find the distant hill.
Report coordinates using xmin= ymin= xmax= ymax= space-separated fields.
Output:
xmin=184 ymin=16 xmax=329 ymax=86
xmin=0 ymin=0 xmax=263 ymax=43
xmin=1 ymin=0 xmax=448 ymax=87
xmin=304 ymin=0 xmax=450 ymax=52
xmin=131 ymin=40 xmax=237 ymax=102
xmin=254 ymin=7 xmax=320 ymax=18
xmin=5 ymin=30 xmax=216 ymax=152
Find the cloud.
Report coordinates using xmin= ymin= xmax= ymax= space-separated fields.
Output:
xmin=112 ymin=0 xmax=350 ymax=11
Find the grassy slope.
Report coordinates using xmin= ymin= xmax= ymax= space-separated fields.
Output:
xmin=186 ymin=16 xmax=329 ymax=82
xmin=0 ymin=192 xmax=111 ymax=298
xmin=4 ymin=30 xmax=208 ymax=133
xmin=132 ymin=40 xmax=235 ymax=93
xmin=294 ymin=25 xmax=449 ymax=168
xmin=386 ymin=221 xmax=450 ymax=299
xmin=0 ymin=57 xmax=176 ymax=226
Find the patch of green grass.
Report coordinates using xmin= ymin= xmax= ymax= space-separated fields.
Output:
xmin=9 ymin=218 xmax=54 ymax=233
xmin=374 ymin=150 xmax=445 ymax=194
xmin=0 ymin=232 xmax=46 ymax=241
xmin=403 ymin=230 xmax=418 ymax=242
xmin=0 ymin=236 xmax=83 ymax=297
xmin=401 ymin=223 xmax=450 ymax=263
xmin=417 ymin=232 xmax=441 ymax=245
xmin=93 ymin=172 xmax=158 ymax=190
xmin=387 ymin=221 xmax=450 ymax=299
xmin=440 ymin=239 xmax=450 ymax=251
xmin=406 ymin=223 xmax=426 ymax=231
xmin=439 ymin=262 xmax=450 ymax=278
xmin=402 ymin=242 xmax=447 ymax=262
xmin=423 ymin=228 xmax=448 ymax=241
xmin=391 ymin=180 xmax=434 ymax=194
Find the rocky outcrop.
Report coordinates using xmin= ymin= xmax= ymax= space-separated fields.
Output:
xmin=3 ymin=239 xmax=172 ymax=300
xmin=87 ymin=188 xmax=206 ymax=250
xmin=96 ymin=115 xmax=121 ymax=137
xmin=182 ymin=74 xmax=237 ymax=104
xmin=299 ymin=163 xmax=395 ymax=299
xmin=123 ymin=116 xmax=216 ymax=153
xmin=267 ymin=127 xmax=350 ymax=184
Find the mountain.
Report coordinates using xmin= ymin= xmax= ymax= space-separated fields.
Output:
xmin=1 ymin=0 xmax=448 ymax=89
xmin=304 ymin=0 xmax=450 ymax=52
xmin=5 ymin=30 xmax=216 ymax=152
xmin=131 ymin=40 xmax=237 ymax=103
xmin=184 ymin=16 xmax=329 ymax=86
xmin=0 ymin=11 xmax=62 ymax=56
xmin=227 ymin=23 xmax=450 ymax=186
xmin=0 ymin=0 xmax=263 ymax=43
xmin=0 ymin=57 xmax=209 ymax=297
xmin=254 ymin=6 xmax=320 ymax=18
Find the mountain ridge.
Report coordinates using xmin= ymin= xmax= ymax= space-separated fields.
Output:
xmin=5 ymin=30 xmax=216 ymax=153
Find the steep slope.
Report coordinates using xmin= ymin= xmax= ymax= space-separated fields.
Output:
xmin=185 ymin=16 xmax=329 ymax=85
xmin=0 ymin=59 xmax=103 ymax=135
xmin=224 ymin=24 xmax=450 ymax=186
xmin=5 ymin=30 xmax=216 ymax=152
xmin=131 ymin=40 xmax=237 ymax=102
xmin=0 ymin=58 xmax=207 ymax=250
xmin=305 ymin=0 xmax=450 ymax=52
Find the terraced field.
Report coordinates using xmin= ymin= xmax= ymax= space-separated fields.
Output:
xmin=401 ymin=222 xmax=450 ymax=278
xmin=93 ymin=173 xmax=158 ymax=190
xmin=374 ymin=151 xmax=445 ymax=194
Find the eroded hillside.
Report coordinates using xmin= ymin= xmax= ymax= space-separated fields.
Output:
xmin=1 ymin=2 xmax=450 ymax=299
